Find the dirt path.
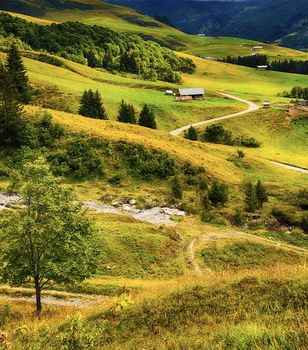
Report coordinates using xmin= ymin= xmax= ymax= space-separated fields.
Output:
xmin=0 ymin=287 xmax=106 ymax=307
xmin=185 ymin=229 xmax=308 ymax=275
xmin=270 ymin=161 xmax=308 ymax=174
xmin=169 ymin=92 xmax=260 ymax=136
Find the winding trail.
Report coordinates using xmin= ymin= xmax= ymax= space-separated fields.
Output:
xmin=185 ymin=229 xmax=308 ymax=275
xmin=169 ymin=92 xmax=307 ymax=174
xmin=169 ymin=92 xmax=260 ymax=136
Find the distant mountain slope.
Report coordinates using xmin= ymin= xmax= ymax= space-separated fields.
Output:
xmin=0 ymin=0 xmax=307 ymax=61
xmin=107 ymin=0 xmax=308 ymax=51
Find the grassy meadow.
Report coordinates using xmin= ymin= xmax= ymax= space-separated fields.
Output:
xmin=193 ymin=108 xmax=308 ymax=169
xmin=0 ymin=5 xmax=307 ymax=349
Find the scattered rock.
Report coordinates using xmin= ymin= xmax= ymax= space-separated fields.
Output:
xmin=83 ymin=202 xmax=121 ymax=215
xmin=85 ymin=201 xmax=185 ymax=226
xmin=0 ymin=192 xmax=20 ymax=210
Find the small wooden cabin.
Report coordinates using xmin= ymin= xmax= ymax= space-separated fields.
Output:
xmin=177 ymin=88 xmax=205 ymax=101
xmin=298 ymin=99 xmax=307 ymax=106
xmin=257 ymin=65 xmax=268 ymax=71
xmin=263 ymin=102 xmax=270 ymax=108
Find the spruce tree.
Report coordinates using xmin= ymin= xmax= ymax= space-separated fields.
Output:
xmin=117 ymin=100 xmax=136 ymax=124
xmin=6 ymin=44 xmax=31 ymax=104
xmin=139 ymin=104 xmax=157 ymax=129
xmin=79 ymin=90 xmax=91 ymax=117
xmin=93 ymin=90 xmax=108 ymax=120
xmin=186 ymin=126 xmax=198 ymax=141
xmin=0 ymin=64 xmax=28 ymax=146
xmin=208 ymin=181 xmax=229 ymax=207
xmin=79 ymin=90 xmax=108 ymax=120
xmin=244 ymin=181 xmax=258 ymax=212
xmin=255 ymin=180 xmax=268 ymax=209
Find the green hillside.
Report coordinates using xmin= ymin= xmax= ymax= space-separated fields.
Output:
xmin=0 ymin=5 xmax=307 ymax=350
xmin=1 ymin=0 xmax=307 ymax=61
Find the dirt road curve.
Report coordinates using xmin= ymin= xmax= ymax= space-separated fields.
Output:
xmin=169 ymin=92 xmax=260 ymax=136
xmin=270 ymin=161 xmax=308 ymax=174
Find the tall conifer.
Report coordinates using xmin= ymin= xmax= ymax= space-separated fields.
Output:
xmin=6 ymin=44 xmax=32 ymax=104
xmin=139 ymin=104 xmax=157 ymax=129
xmin=117 ymin=100 xmax=136 ymax=124
xmin=0 ymin=63 xmax=27 ymax=146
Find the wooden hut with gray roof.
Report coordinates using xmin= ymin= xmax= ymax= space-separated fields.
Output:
xmin=176 ymin=88 xmax=205 ymax=101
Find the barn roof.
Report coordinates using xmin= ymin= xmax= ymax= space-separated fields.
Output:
xmin=178 ymin=88 xmax=205 ymax=96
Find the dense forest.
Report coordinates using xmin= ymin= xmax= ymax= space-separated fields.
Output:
xmin=0 ymin=12 xmax=195 ymax=82
xmin=221 ymin=54 xmax=308 ymax=75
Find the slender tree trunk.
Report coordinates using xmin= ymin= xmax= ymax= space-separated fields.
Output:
xmin=34 ymin=277 xmax=42 ymax=318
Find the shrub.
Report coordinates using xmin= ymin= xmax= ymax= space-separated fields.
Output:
xmin=30 ymin=112 xmax=64 ymax=148
xmin=116 ymin=141 xmax=176 ymax=179
xmin=300 ymin=214 xmax=308 ymax=233
xmin=295 ymin=188 xmax=308 ymax=210
xmin=208 ymin=181 xmax=229 ymax=207
xmin=48 ymin=134 xmax=105 ymax=178
xmin=108 ymin=174 xmax=122 ymax=185
xmin=204 ymin=124 xmax=226 ymax=143
xmin=272 ymin=208 xmax=295 ymax=226
xmin=171 ymin=176 xmax=183 ymax=200
xmin=185 ymin=126 xmax=198 ymax=141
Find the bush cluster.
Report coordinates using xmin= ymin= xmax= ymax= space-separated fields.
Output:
xmin=203 ymin=124 xmax=261 ymax=148
xmin=116 ymin=141 xmax=176 ymax=179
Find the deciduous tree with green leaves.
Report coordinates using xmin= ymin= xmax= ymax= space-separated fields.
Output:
xmin=0 ymin=158 xmax=97 ymax=317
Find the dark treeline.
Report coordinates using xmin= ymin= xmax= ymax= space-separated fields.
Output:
xmin=0 ymin=12 xmax=195 ymax=83
xmin=271 ymin=59 xmax=308 ymax=75
xmin=221 ymin=54 xmax=308 ymax=75
xmin=221 ymin=54 xmax=267 ymax=68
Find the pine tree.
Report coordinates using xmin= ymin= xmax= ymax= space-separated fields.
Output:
xmin=139 ymin=104 xmax=157 ymax=129
xmin=208 ymin=181 xmax=229 ymax=207
xmin=117 ymin=100 xmax=136 ymax=124
xmin=244 ymin=181 xmax=258 ymax=212
xmin=185 ymin=126 xmax=198 ymax=140
xmin=93 ymin=90 xmax=108 ymax=120
xmin=6 ymin=44 xmax=32 ymax=104
xmin=79 ymin=90 xmax=91 ymax=117
xmin=0 ymin=63 xmax=28 ymax=146
xmin=255 ymin=180 xmax=268 ymax=209
xmin=79 ymin=90 xmax=108 ymax=120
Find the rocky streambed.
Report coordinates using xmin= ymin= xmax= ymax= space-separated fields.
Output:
xmin=84 ymin=201 xmax=185 ymax=226
xmin=0 ymin=193 xmax=185 ymax=226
